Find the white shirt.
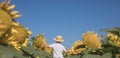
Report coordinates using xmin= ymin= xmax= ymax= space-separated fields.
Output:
xmin=49 ymin=43 xmax=67 ymax=58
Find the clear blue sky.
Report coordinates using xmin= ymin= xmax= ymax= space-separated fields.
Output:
xmin=9 ymin=0 xmax=120 ymax=48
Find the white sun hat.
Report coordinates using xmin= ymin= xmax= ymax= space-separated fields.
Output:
xmin=54 ymin=35 xmax=64 ymax=42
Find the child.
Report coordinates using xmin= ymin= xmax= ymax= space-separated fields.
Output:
xmin=45 ymin=35 xmax=67 ymax=58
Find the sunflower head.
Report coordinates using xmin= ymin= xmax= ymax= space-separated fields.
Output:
xmin=33 ymin=34 xmax=46 ymax=50
xmin=8 ymin=22 xmax=31 ymax=44
xmin=7 ymin=22 xmax=32 ymax=50
xmin=67 ymin=40 xmax=86 ymax=55
xmin=107 ymin=32 xmax=120 ymax=47
xmin=0 ymin=0 xmax=21 ymax=37
xmin=82 ymin=31 xmax=101 ymax=48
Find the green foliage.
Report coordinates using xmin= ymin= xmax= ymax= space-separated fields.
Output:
xmin=101 ymin=27 xmax=120 ymax=37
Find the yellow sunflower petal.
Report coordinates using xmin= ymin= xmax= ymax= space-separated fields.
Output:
xmin=12 ymin=14 xmax=21 ymax=19
xmin=10 ymin=11 xmax=19 ymax=15
xmin=7 ymin=4 xmax=15 ymax=11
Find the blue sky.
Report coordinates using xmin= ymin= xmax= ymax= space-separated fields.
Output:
xmin=8 ymin=0 xmax=120 ymax=48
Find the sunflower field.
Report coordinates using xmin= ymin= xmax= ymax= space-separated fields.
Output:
xmin=0 ymin=0 xmax=120 ymax=58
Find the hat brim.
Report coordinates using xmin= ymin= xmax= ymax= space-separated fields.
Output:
xmin=54 ymin=38 xmax=64 ymax=42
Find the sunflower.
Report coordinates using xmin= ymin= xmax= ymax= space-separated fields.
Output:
xmin=0 ymin=0 xmax=21 ymax=38
xmin=82 ymin=31 xmax=101 ymax=48
xmin=68 ymin=40 xmax=86 ymax=55
xmin=7 ymin=22 xmax=32 ymax=50
xmin=0 ymin=0 xmax=32 ymax=50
